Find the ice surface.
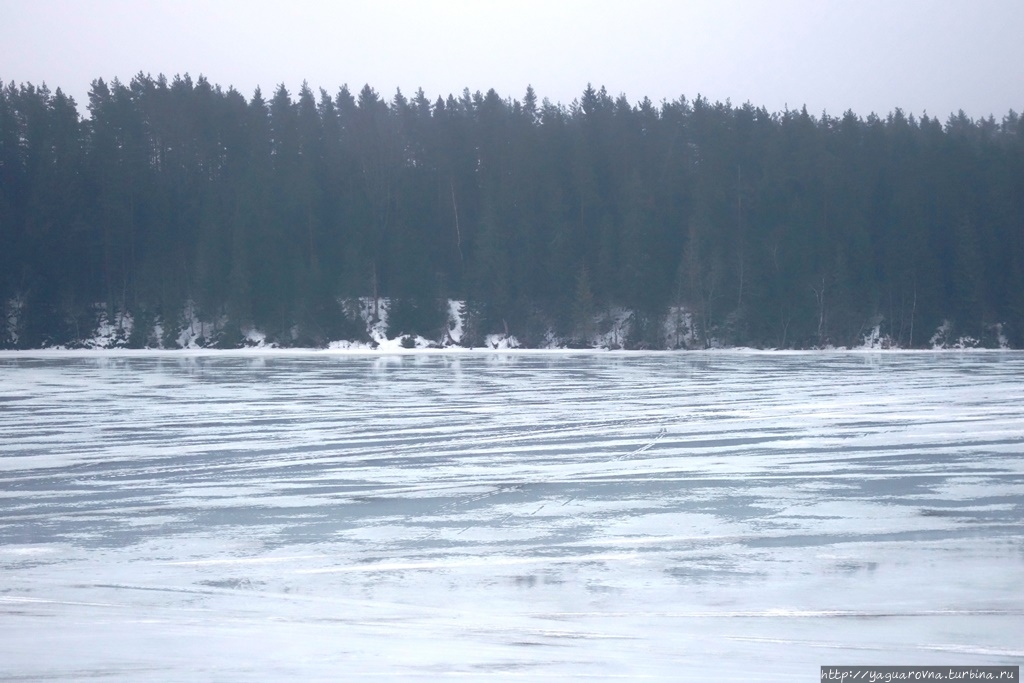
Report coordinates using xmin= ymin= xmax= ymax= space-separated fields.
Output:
xmin=1 ymin=351 xmax=1022 ymax=680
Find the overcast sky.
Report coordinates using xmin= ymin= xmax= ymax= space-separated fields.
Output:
xmin=3 ymin=0 xmax=1022 ymax=120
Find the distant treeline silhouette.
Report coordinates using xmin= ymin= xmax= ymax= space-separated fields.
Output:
xmin=1 ymin=74 xmax=1022 ymax=348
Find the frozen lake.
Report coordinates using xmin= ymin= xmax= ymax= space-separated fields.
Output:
xmin=1 ymin=351 xmax=1022 ymax=680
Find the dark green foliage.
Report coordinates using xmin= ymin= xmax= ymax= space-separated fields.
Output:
xmin=387 ymin=296 xmax=446 ymax=339
xmin=1 ymin=74 xmax=1021 ymax=348
xmin=623 ymin=310 xmax=664 ymax=350
xmin=458 ymin=299 xmax=489 ymax=348
xmin=570 ymin=264 xmax=596 ymax=344
xmin=127 ymin=308 xmax=158 ymax=349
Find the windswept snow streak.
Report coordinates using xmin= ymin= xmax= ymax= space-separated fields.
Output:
xmin=1 ymin=352 xmax=1022 ymax=680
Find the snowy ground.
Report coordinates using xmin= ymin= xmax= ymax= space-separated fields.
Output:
xmin=1 ymin=351 xmax=1022 ymax=680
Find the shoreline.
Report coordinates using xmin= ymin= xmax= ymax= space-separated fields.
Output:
xmin=0 ymin=346 xmax=1017 ymax=359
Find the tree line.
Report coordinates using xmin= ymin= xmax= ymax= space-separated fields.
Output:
xmin=1 ymin=73 xmax=1022 ymax=348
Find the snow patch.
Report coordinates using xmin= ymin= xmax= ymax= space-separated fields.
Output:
xmin=241 ymin=327 xmax=271 ymax=348
xmin=383 ymin=335 xmax=440 ymax=351
xmin=82 ymin=308 xmax=133 ymax=349
xmin=930 ymin=321 xmax=952 ymax=349
xmin=326 ymin=339 xmax=376 ymax=351
xmin=593 ymin=307 xmax=632 ymax=350
xmin=151 ymin=321 xmax=165 ymax=348
xmin=446 ymin=300 xmax=465 ymax=345
xmin=539 ymin=329 xmax=562 ymax=350
xmin=860 ymin=323 xmax=897 ymax=350
xmin=991 ymin=322 xmax=1010 ymax=350
xmin=930 ymin=320 xmax=982 ymax=350
xmin=177 ymin=311 xmax=206 ymax=349
xmin=333 ymin=298 xmax=467 ymax=350
xmin=663 ymin=306 xmax=697 ymax=349
xmin=357 ymin=297 xmax=389 ymax=345
xmin=175 ymin=304 xmax=227 ymax=349
xmin=3 ymin=296 xmax=24 ymax=346
xmin=484 ymin=333 xmax=520 ymax=349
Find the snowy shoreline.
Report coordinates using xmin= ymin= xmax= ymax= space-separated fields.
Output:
xmin=0 ymin=346 xmax=1017 ymax=359
xmin=8 ymin=297 xmax=1013 ymax=355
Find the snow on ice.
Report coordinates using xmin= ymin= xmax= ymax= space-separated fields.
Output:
xmin=1 ymin=351 xmax=1022 ymax=680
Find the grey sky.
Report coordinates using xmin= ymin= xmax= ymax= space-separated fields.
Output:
xmin=3 ymin=0 xmax=1022 ymax=120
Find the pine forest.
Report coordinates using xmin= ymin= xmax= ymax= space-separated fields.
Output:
xmin=2 ymin=74 xmax=1022 ymax=349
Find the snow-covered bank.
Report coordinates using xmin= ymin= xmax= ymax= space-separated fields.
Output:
xmin=3 ymin=297 xmax=1014 ymax=352
xmin=2 ymin=347 xmax=1020 ymax=361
